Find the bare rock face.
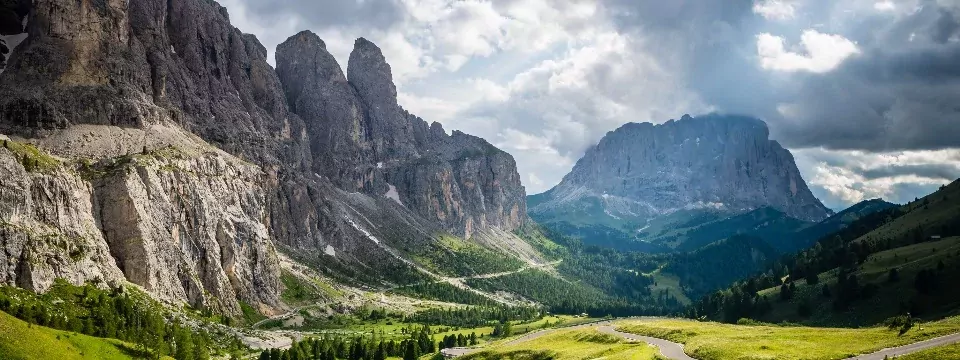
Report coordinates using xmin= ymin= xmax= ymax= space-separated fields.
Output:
xmin=275 ymin=31 xmax=526 ymax=239
xmin=0 ymin=138 xmax=282 ymax=315
xmin=275 ymin=31 xmax=370 ymax=188
xmin=0 ymin=146 xmax=126 ymax=293
xmin=0 ymin=0 xmax=296 ymax=315
xmin=531 ymin=114 xmax=831 ymax=223
xmin=347 ymin=38 xmax=420 ymax=161
xmin=92 ymin=151 xmax=282 ymax=315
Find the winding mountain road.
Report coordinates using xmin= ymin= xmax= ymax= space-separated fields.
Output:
xmin=844 ymin=332 xmax=960 ymax=359
xmin=442 ymin=320 xmax=694 ymax=360
xmin=598 ymin=324 xmax=696 ymax=360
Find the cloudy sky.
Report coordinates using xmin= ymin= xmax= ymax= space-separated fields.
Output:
xmin=220 ymin=0 xmax=960 ymax=210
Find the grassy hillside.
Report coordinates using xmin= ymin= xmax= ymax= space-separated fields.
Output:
xmin=461 ymin=327 xmax=660 ymax=360
xmin=0 ymin=280 xmax=240 ymax=359
xmin=756 ymin=236 xmax=960 ymax=325
xmin=0 ymin=310 xmax=156 ymax=360
xmin=687 ymin=180 xmax=960 ymax=326
xmin=617 ymin=316 xmax=960 ymax=360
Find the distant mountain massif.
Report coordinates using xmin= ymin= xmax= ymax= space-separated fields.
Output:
xmin=529 ymin=114 xmax=834 ymax=253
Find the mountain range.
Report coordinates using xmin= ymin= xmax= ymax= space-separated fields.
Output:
xmin=0 ymin=0 xmax=937 ymax=343
xmin=0 ymin=0 xmax=533 ymax=318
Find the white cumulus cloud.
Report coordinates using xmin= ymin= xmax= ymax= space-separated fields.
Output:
xmin=753 ymin=0 xmax=796 ymax=20
xmin=757 ymin=30 xmax=860 ymax=73
xmin=794 ymin=148 xmax=959 ymax=209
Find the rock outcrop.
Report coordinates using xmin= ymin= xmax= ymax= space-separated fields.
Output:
xmin=92 ymin=148 xmax=283 ymax=315
xmin=0 ymin=0 xmax=530 ymax=315
xmin=1 ymin=135 xmax=283 ymax=315
xmin=0 ymin=144 xmax=126 ymax=293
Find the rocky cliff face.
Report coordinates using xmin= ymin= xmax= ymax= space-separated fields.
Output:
xmin=1 ymin=133 xmax=283 ymax=315
xmin=92 ymin=148 xmax=283 ymax=315
xmin=0 ymin=0 xmax=529 ymax=314
xmin=529 ymin=114 xmax=831 ymax=246
xmin=0 ymin=142 xmax=126 ymax=293
xmin=275 ymin=31 xmax=525 ymax=239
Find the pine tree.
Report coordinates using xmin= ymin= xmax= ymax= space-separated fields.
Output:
xmin=806 ymin=270 xmax=819 ymax=285
xmin=375 ymin=341 xmax=387 ymax=360
xmin=403 ymin=340 xmax=419 ymax=360
xmin=888 ymin=268 xmax=900 ymax=283
xmin=502 ymin=321 xmax=513 ymax=337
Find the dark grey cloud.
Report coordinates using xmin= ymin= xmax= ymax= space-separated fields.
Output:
xmin=236 ymin=0 xmax=403 ymax=30
xmin=861 ymin=164 xmax=960 ymax=181
xmin=599 ymin=0 xmax=960 ymax=153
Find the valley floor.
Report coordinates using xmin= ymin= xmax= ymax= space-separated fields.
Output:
xmin=6 ymin=310 xmax=960 ymax=360
xmin=438 ymin=317 xmax=960 ymax=360
xmin=615 ymin=317 xmax=960 ymax=360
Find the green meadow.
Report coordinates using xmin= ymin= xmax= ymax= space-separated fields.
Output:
xmin=462 ymin=327 xmax=662 ymax=360
xmin=0 ymin=310 xmax=163 ymax=360
xmin=616 ymin=317 xmax=960 ymax=360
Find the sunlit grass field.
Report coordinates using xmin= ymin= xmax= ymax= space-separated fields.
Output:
xmin=319 ymin=315 xmax=599 ymax=344
xmin=0 ymin=310 xmax=164 ymax=360
xmin=616 ymin=317 xmax=960 ymax=360
xmin=461 ymin=327 xmax=662 ymax=360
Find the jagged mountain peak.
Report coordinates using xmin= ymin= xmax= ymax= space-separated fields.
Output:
xmin=348 ymin=36 xmax=397 ymax=102
xmin=274 ymin=30 xmax=526 ymax=238
xmin=290 ymin=30 xmax=326 ymax=49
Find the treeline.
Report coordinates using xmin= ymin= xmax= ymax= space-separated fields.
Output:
xmin=258 ymin=325 xmax=479 ymax=360
xmin=406 ymin=306 xmax=540 ymax=328
xmin=422 ymin=239 xmax=525 ymax=277
xmin=666 ymin=235 xmax=779 ymax=300
xmin=464 ymin=270 xmax=678 ymax=317
xmin=516 ymin=226 xmax=692 ymax=316
xmin=0 ymin=280 xmax=237 ymax=359
xmin=685 ymin=205 xmax=910 ymax=322
xmin=555 ymin=244 xmax=659 ymax=300
xmin=389 ymin=282 xmax=497 ymax=306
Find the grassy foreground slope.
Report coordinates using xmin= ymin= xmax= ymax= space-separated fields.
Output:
xmin=0 ymin=310 xmax=154 ymax=360
xmin=462 ymin=327 xmax=661 ymax=360
xmin=617 ymin=317 xmax=960 ymax=360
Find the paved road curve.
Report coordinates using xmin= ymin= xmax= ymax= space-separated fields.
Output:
xmin=442 ymin=320 xmax=695 ymax=360
xmin=845 ymin=332 xmax=960 ymax=359
xmin=597 ymin=324 xmax=696 ymax=360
